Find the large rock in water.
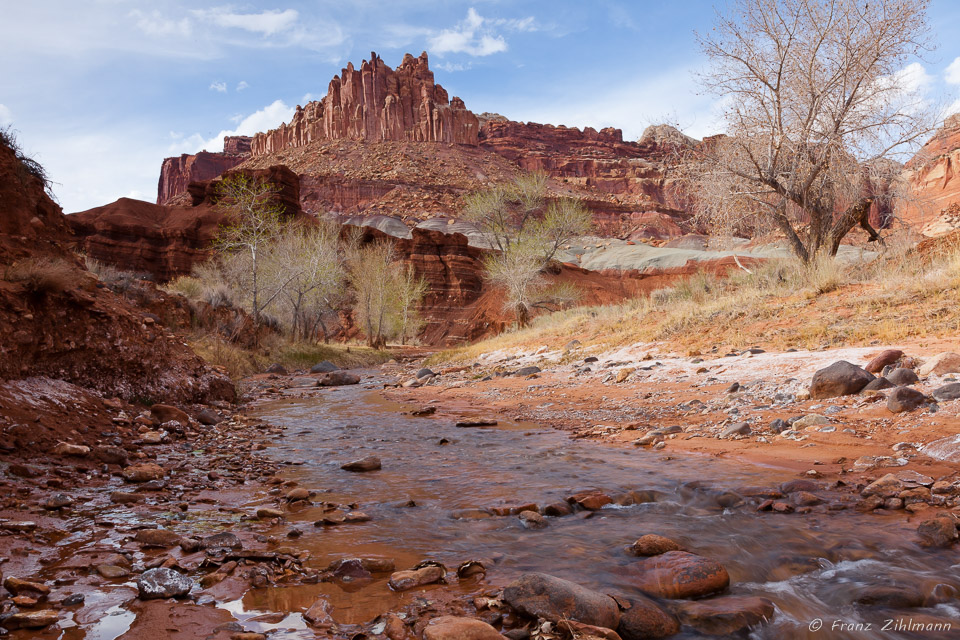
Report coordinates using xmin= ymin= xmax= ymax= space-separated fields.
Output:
xmin=502 ymin=573 xmax=621 ymax=629
xmin=616 ymin=595 xmax=680 ymax=640
xmin=423 ymin=616 xmax=503 ymax=640
xmin=136 ymin=567 xmax=192 ymax=599
xmin=318 ymin=371 xmax=360 ymax=386
xmin=675 ymin=596 xmax=775 ymax=635
xmin=619 ymin=551 xmax=729 ymax=599
xmin=809 ymin=361 xmax=875 ymax=399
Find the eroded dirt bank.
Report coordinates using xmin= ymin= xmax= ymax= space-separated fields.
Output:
xmin=1 ymin=347 xmax=959 ymax=639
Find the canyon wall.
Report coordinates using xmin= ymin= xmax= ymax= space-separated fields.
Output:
xmin=905 ymin=115 xmax=960 ymax=235
xmin=156 ymin=135 xmax=251 ymax=205
xmin=250 ymin=52 xmax=479 ymax=155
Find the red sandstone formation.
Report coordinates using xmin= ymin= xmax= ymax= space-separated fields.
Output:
xmin=905 ymin=115 xmax=960 ymax=234
xmin=250 ymin=52 xmax=479 ymax=154
xmin=0 ymin=134 xmax=233 ymax=408
xmin=157 ymin=135 xmax=251 ymax=204
xmin=71 ymin=165 xmax=302 ymax=280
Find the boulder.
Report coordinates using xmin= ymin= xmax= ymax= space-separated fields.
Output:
xmin=416 ymin=368 xmax=437 ymax=379
xmin=720 ymin=422 xmax=751 ymax=438
xmin=886 ymin=386 xmax=927 ymax=413
xmin=51 ymin=441 xmax=90 ymax=456
xmin=519 ymin=510 xmax=548 ymax=529
xmin=388 ymin=564 xmax=445 ymax=591
xmin=932 ymin=382 xmax=960 ymax=402
xmin=886 ymin=368 xmax=920 ymax=386
xmin=303 ymin=597 xmax=334 ymax=627
xmin=310 ymin=360 xmax=339 ymax=373
xmin=630 ymin=534 xmax=682 ymax=556
xmin=3 ymin=576 xmax=50 ymax=596
xmin=318 ymin=371 xmax=360 ymax=386
xmin=150 ymin=404 xmax=190 ymax=425
xmin=621 ymin=551 xmax=729 ymax=599
xmin=809 ymin=361 xmax=874 ymax=399
xmin=502 ymin=573 xmax=621 ymax=629
xmin=861 ymin=474 xmax=903 ymax=498
xmin=122 ymin=463 xmax=165 ymax=483
xmin=265 ymin=363 xmax=288 ymax=375
xmin=919 ymin=352 xmax=960 ymax=376
xmin=135 ymin=528 xmax=182 ymax=548
xmin=917 ymin=517 xmax=959 ymax=547
xmin=615 ymin=596 xmax=679 ymax=640
xmin=865 ymin=349 xmax=903 ymax=374
xmin=2 ymin=610 xmax=59 ymax=630
xmin=93 ymin=445 xmax=129 ymax=466
xmin=862 ymin=377 xmax=895 ymax=391
xmin=196 ymin=408 xmax=220 ymax=425
xmin=341 ymin=456 xmax=381 ymax=472
xmin=675 ymin=596 xmax=775 ymax=635
xmin=137 ymin=567 xmax=192 ymax=599
xmin=424 ymin=616 xmax=503 ymax=640
xmin=200 ymin=532 xmax=242 ymax=549
xmin=515 ymin=366 xmax=542 ymax=376
xmin=568 ymin=490 xmax=613 ymax=510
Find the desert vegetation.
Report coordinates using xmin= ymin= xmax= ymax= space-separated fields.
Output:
xmin=462 ymin=173 xmax=592 ymax=326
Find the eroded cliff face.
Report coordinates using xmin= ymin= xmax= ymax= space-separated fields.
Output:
xmin=156 ymin=136 xmax=251 ymax=205
xmin=0 ymin=137 xmax=233 ymax=404
xmin=905 ymin=115 xmax=960 ymax=235
xmin=250 ymin=52 xmax=479 ymax=154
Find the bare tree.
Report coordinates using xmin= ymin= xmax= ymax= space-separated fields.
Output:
xmin=214 ymin=175 xmax=292 ymax=326
xmin=347 ymin=241 xmax=396 ymax=349
xmin=691 ymin=0 xmax=938 ymax=262
xmin=393 ymin=264 xmax=428 ymax=345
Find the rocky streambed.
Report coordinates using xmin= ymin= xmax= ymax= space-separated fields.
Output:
xmin=1 ymin=368 xmax=959 ymax=639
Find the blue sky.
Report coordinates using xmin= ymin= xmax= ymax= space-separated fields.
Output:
xmin=3 ymin=0 xmax=960 ymax=213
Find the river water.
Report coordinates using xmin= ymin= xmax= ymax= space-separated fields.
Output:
xmin=240 ymin=381 xmax=960 ymax=639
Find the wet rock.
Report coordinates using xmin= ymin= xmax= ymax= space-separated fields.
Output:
xmin=61 ymin=593 xmax=85 ymax=607
xmin=135 ymin=528 xmax=183 ymax=548
xmin=862 ymin=377 xmax=895 ymax=391
xmin=917 ymin=517 xmax=959 ymax=547
xmin=544 ymin=502 xmax=573 ymax=517
xmin=96 ymin=564 xmax=130 ymax=579
xmin=51 ymin=441 xmax=89 ymax=456
xmin=630 ymin=534 xmax=681 ymax=556
xmin=256 ymin=507 xmax=284 ymax=519
xmin=932 ymin=383 xmax=960 ymax=402
xmin=918 ymin=352 xmax=960 ymax=376
xmin=122 ymin=463 xmax=165 ymax=483
xmin=137 ymin=567 xmax=192 ymax=599
xmin=416 ymin=368 xmax=437 ymax=379
xmin=622 ymin=551 xmax=729 ymax=599
xmin=675 ymin=596 xmax=775 ymax=635
xmin=720 ymin=422 xmax=751 ymax=438
xmin=519 ymin=510 xmax=547 ymax=529
xmin=201 ymin=532 xmax=242 ymax=549
xmin=412 ymin=406 xmax=437 ymax=416
xmin=318 ymin=371 xmax=360 ymax=386
xmin=44 ymin=494 xmax=73 ymax=509
xmin=266 ymin=363 xmax=288 ymax=375
xmin=150 ymin=404 xmax=190 ymax=425
xmin=110 ymin=491 xmax=145 ymax=504
xmin=568 ymin=490 xmax=613 ymax=510
xmin=232 ymin=634 xmax=267 ymax=640
xmin=310 ymin=360 xmax=339 ymax=373
xmin=303 ymin=597 xmax=334 ymax=627
xmin=456 ymin=419 xmax=498 ymax=427
xmin=886 ymin=368 xmax=920 ymax=386
xmin=327 ymin=557 xmax=396 ymax=577
xmin=388 ymin=564 xmax=445 ymax=591
xmin=344 ymin=511 xmax=371 ymax=523
xmin=3 ymin=610 xmax=59 ymax=630
xmin=866 ymin=349 xmax=903 ymax=374
xmin=8 ymin=463 xmax=40 ymax=478
xmin=286 ymin=487 xmax=311 ymax=502
xmin=489 ymin=503 xmax=538 ymax=516
xmin=3 ymin=577 xmax=50 ymax=596
xmin=197 ymin=408 xmax=221 ymax=425
xmin=793 ymin=492 xmax=824 ymax=506
xmin=854 ymin=586 xmax=925 ymax=608
xmin=450 ymin=509 xmax=493 ymax=520
xmin=861 ymin=474 xmax=903 ymax=498
xmin=93 ymin=445 xmax=129 ymax=466
xmin=341 ymin=456 xmax=381 ymax=472
xmin=515 ymin=366 xmax=541 ymax=376
xmin=424 ymin=616 xmax=503 ymax=640
xmin=457 ymin=561 xmax=486 ymax=579
xmin=502 ymin=573 xmax=621 ymax=628
xmin=556 ymin=621 xmax=622 ymax=640
xmin=887 ymin=387 xmax=927 ymax=413
xmin=810 ymin=361 xmax=874 ymax=399
xmin=780 ymin=479 xmax=820 ymax=494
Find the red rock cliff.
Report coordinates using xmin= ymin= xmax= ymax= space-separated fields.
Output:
xmin=905 ymin=115 xmax=960 ymax=233
xmin=157 ymin=135 xmax=251 ymax=204
xmin=250 ymin=52 xmax=479 ymax=154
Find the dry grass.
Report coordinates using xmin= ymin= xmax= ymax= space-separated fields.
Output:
xmin=188 ymin=332 xmax=392 ymax=379
xmin=3 ymin=257 xmax=81 ymax=295
xmin=428 ymin=244 xmax=960 ymax=365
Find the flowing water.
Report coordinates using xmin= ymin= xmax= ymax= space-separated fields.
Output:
xmin=233 ymin=381 xmax=960 ymax=639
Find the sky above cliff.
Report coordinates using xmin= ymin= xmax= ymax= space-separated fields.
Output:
xmin=3 ymin=0 xmax=960 ymax=213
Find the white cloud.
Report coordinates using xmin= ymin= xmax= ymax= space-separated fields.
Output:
xmin=946 ymin=57 xmax=960 ymax=86
xmin=894 ymin=62 xmax=934 ymax=94
xmin=236 ymin=80 xmax=249 ymax=91
xmin=170 ymin=99 xmax=296 ymax=155
xmin=129 ymin=9 xmax=193 ymax=38
xmin=209 ymin=81 xmax=227 ymax=93
xmin=192 ymin=8 xmax=299 ymax=37
xmin=0 ymin=104 xmax=13 ymax=126
xmin=946 ymin=98 xmax=960 ymax=117
xmin=429 ymin=7 xmax=525 ymax=57
xmin=436 ymin=61 xmax=471 ymax=73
